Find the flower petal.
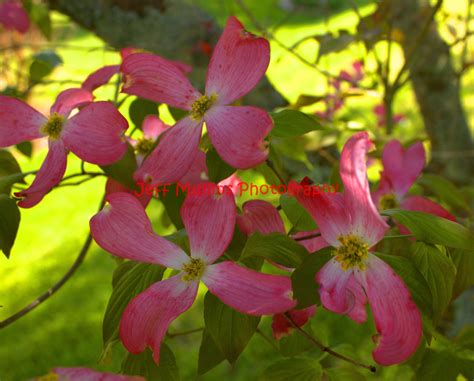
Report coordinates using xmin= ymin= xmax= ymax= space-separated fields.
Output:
xmin=15 ymin=139 xmax=67 ymax=208
xmin=0 ymin=95 xmax=45 ymax=147
xmin=82 ymin=65 xmax=121 ymax=92
xmin=237 ymin=200 xmax=285 ymax=235
xmin=401 ymin=195 xmax=456 ymax=221
xmin=121 ymin=53 xmax=200 ymax=110
xmin=363 ymin=254 xmax=422 ymax=365
xmin=181 ymin=183 xmax=236 ymax=264
xmin=371 ymin=171 xmax=395 ymax=208
xmin=382 ymin=140 xmax=425 ymax=196
xmin=120 ymin=275 xmax=198 ymax=363
xmin=62 ymin=101 xmax=128 ymax=165
xmin=105 ymin=178 xmax=151 ymax=208
xmin=340 ymin=132 xmax=388 ymax=245
xmin=0 ymin=1 xmax=29 ymax=33
xmin=205 ymin=105 xmax=271 ymax=169
xmin=202 ymin=261 xmax=297 ymax=315
xmin=290 ymin=181 xmax=350 ymax=246
xmin=205 ymin=16 xmax=270 ymax=105
xmin=90 ymin=192 xmax=189 ymax=269
xmin=53 ymin=367 xmax=144 ymax=381
xmin=316 ymin=259 xmax=367 ymax=323
xmin=142 ymin=115 xmax=169 ymax=140
xmin=179 ymin=150 xmax=209 ymax=185
xmin=50 ymin=88 xmax=94 ymax=117
xmin=271 ymin=306 xmax=316 ymax=340
xmin=134 ymin=117 xmax=203 ymax=186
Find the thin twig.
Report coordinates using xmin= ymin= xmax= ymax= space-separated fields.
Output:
xmin=294 ymin=232 xmax=322 ymax=241
xmin=384 ymin=234 xmax=415 ymax=239
xmin=0 ymin=197 xmax=105 ymax=329
xmin=167 ymin=327 xmax=204 ymax=338
xmin=284 ymin=313 xmax=377 ymax=372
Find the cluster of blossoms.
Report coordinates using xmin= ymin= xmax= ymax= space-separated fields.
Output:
xmin=0 ymin=14 xmax=460 ymax=381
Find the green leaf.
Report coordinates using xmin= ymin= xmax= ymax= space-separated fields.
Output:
xmin=418 ymin=174 xmax=471 ymax=213
xmin=129 ymin=98 xmax=159 ymax=128
xmin=159 ymin=184 xmax=186 ymax=229
xmin=15 ymin=142 xmax=32 ymax=158
xmin=376 ymin=253 xmax=433 ymax=320
xmin=315 ymin=30 xmax=355 ymax=60
xmin=206 ymin=147 xmax=235 ymax=183
xmin=271 ymin=110 xmax=323 ymax=138
xmin=450 ymin=248 xmax=474 ymax=299
xmin=280 ymin=194 xmax=317 ymax=232
xmin=0 ymin=149 xmax=22 ymax=177
xmin=279 ymin=325 xmax=315 ymax=357
xmin=100 ymin=143 xmax=137 ymax=190
xmin=409 ymin=243 xmax=456 ymax=322
xmin=102 ymin=261 xmax=165 ymax=347
xmin=198 ymin=329 xmax=226 ymax=375
xmin=203 ymin=292 xmax=260 ymax=364
xmin=325 ymin=367 xmax=366 ymax=381
xmin=415 ymin=348 xmax=474 ymax=381
xmin=0 ymin=195 xmax=21 ymax=258
xmin=291 ymin=248 xmax=332 ymax=309
xmin=260 ymin=357 xmax=322 ymax=381
xmin=240 ymin=232 xmax=309 ymax=268
xmin=382 ymin=209 xmax=474 ymax=250
xmin=0 ymin=172 xmax=30 ymax=194
xmin=122 ymin=345 xmax=179 ymax=381
xmin=29 ymin=50 xmax=62 ymax=82
xmin=29 ymin=3 xmax=52 ymax=39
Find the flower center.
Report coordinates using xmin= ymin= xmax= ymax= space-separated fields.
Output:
xmin=190 ymin=94 xmax=217 ymax=120
xmin=333 ymin=234 xmax=369 ymax=270
xmin=182 ymin=258 xmax=205 ymax=282
xmin=135 ymin=137 xmax=155 ymax=155
xmin=41 ymin=113 xmax=64 ymax=140
xmin=37 ymin=373 xmax=58 ymax=381
xmin=378 ymin=193 xmax=399 ymax=211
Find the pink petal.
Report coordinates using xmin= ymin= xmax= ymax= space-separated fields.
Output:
xmin=371 ymin=171 xmax=395 ymax=208
xmin=181 ymin=183 xmax=236 ymax=264
xmin=363 ymin=254 xmax=422 ymax=365
xmin=292 ymin=230 xmax=329 ymax=253
xmin=15 ymin=139 xmax=68 ymax=208
xmin=82 ymin=65 xmax=121 ymax=92
xmin=134 ymin=117 xmax=202 ymax=186
xmin=237 ymin=200 xmax=285 ymax=235
xmin=53 ymin=367 xmax=144 ymax=381
xmin=105 ymin=178 xmax=151 ymax=208
xmin=202 ymin=261 xmax=297 ymax=315
xmin=271 ymin=306 xmax=316 ymax=340
xmin=205 ymin=16 xmax=270 ymax=105
xmin=218 ymin=173 xmax=242 ymax=194
xmin=0 ymin=95 xmax=45 ymax=147
xmin=120 ymin=275 xmax=198 ymax=363
xmin=340 ymin=132 xmax=388 ymax=245
xmin=0 ymin=1 xmax=29 ymax=33
xmin=382 ymin=140 xmax=425 ymax=196
xmin=290 ymin=181 xmax=350 ymax=247
xmin=179 ymin=150 xmax=209 ymax=185
xmin=401 ymin=195 xmax=456 ymax=221
xmin=62 ymin=101 xmax=128 ymax=165
xmin=142 ymin=115 xmax=169 ymax=140
xmin=50 ymin=88 xmax=94 ymax=117
xmin=316 ymin=259 xmax=367 ymax=323
xmin=205 ymin=105 xmax=271 ymax=168
xmin=90 ymin=192 xmax=189 ymax=269
xmin=121 ymin=53 xmax=200 ymax=110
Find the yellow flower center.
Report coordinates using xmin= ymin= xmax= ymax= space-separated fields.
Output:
xmin=333 ymin=234 xmax=369 ymax=271
xmin=135 ymin=137 xmax=155 ymax=155
xmin=40 ymin=113 xmax=64 ymax=140
xmin=36 ymin=373 xmax=59 ymax=381
xmin=182 ymin=258 xmax=205 ymax=282
xmin=190 ymin=94 xmax=217 ymax=120
xmin=378 ymin=193 xmax=399 ymax=211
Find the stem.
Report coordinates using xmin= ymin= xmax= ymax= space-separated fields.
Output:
xmin=167 ymin=327 xmax=204 ymax=338
xmin=384 ymin=234 xmax=415 ymax=239
xmin=0 ymin=196 xmax=105 ymax=329
xmin=294 ymin=232 xmax=322 ymax=242
xmin=284 ymin=313 xmax=376 ymax=373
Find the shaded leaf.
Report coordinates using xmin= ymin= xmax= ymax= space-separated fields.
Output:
xmin=280 ymin=194 xmax=317 ymax=232
xmin=100 ymin=143 xmax=137 ymax=190
xmin=260 ymin=357 xmax=322 ymax=381
xmin=129 ymin=98 xmax=159 ymax=128
xmin=271 ymin=110 xmax=323 ymax=138
xmin=122 ymin=345 xmax=179 ymax=381
xmin=0 ymin=195 xmax=20 ymax=258
xmin=198 ymin=329 xmax=226 ymax=375
xmin=206 ymin=147 xmax=235 ymax=183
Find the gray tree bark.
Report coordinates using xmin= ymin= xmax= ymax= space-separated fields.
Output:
xmin=46 ymin=0 xmax=286 ymax=110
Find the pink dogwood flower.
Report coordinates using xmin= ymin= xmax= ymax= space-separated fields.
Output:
xmin=0 ymin=89 xmax=128 ymax=207
xmin=0 ymin=0 xmax=29 ymax=34
xmin=37 ymin=367 xmax=144 ymax=381
xmin=121 ymin=16 xmax=273 ymax=185
xmin=291 ymin=132 xmax=422 ymax=365
xmin=236 ymin=199 xmax=319 ymax=339
xmin=372 ymin=140 xmax=455 ymax=229
xmin=90 ymin=187 xmax=296 ymax=363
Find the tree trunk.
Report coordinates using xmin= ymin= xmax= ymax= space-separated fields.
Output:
xmin=389 ymin=0 xmax=473 ymax=184
xmin=46 ymin=0 xmax=286 ymax=110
